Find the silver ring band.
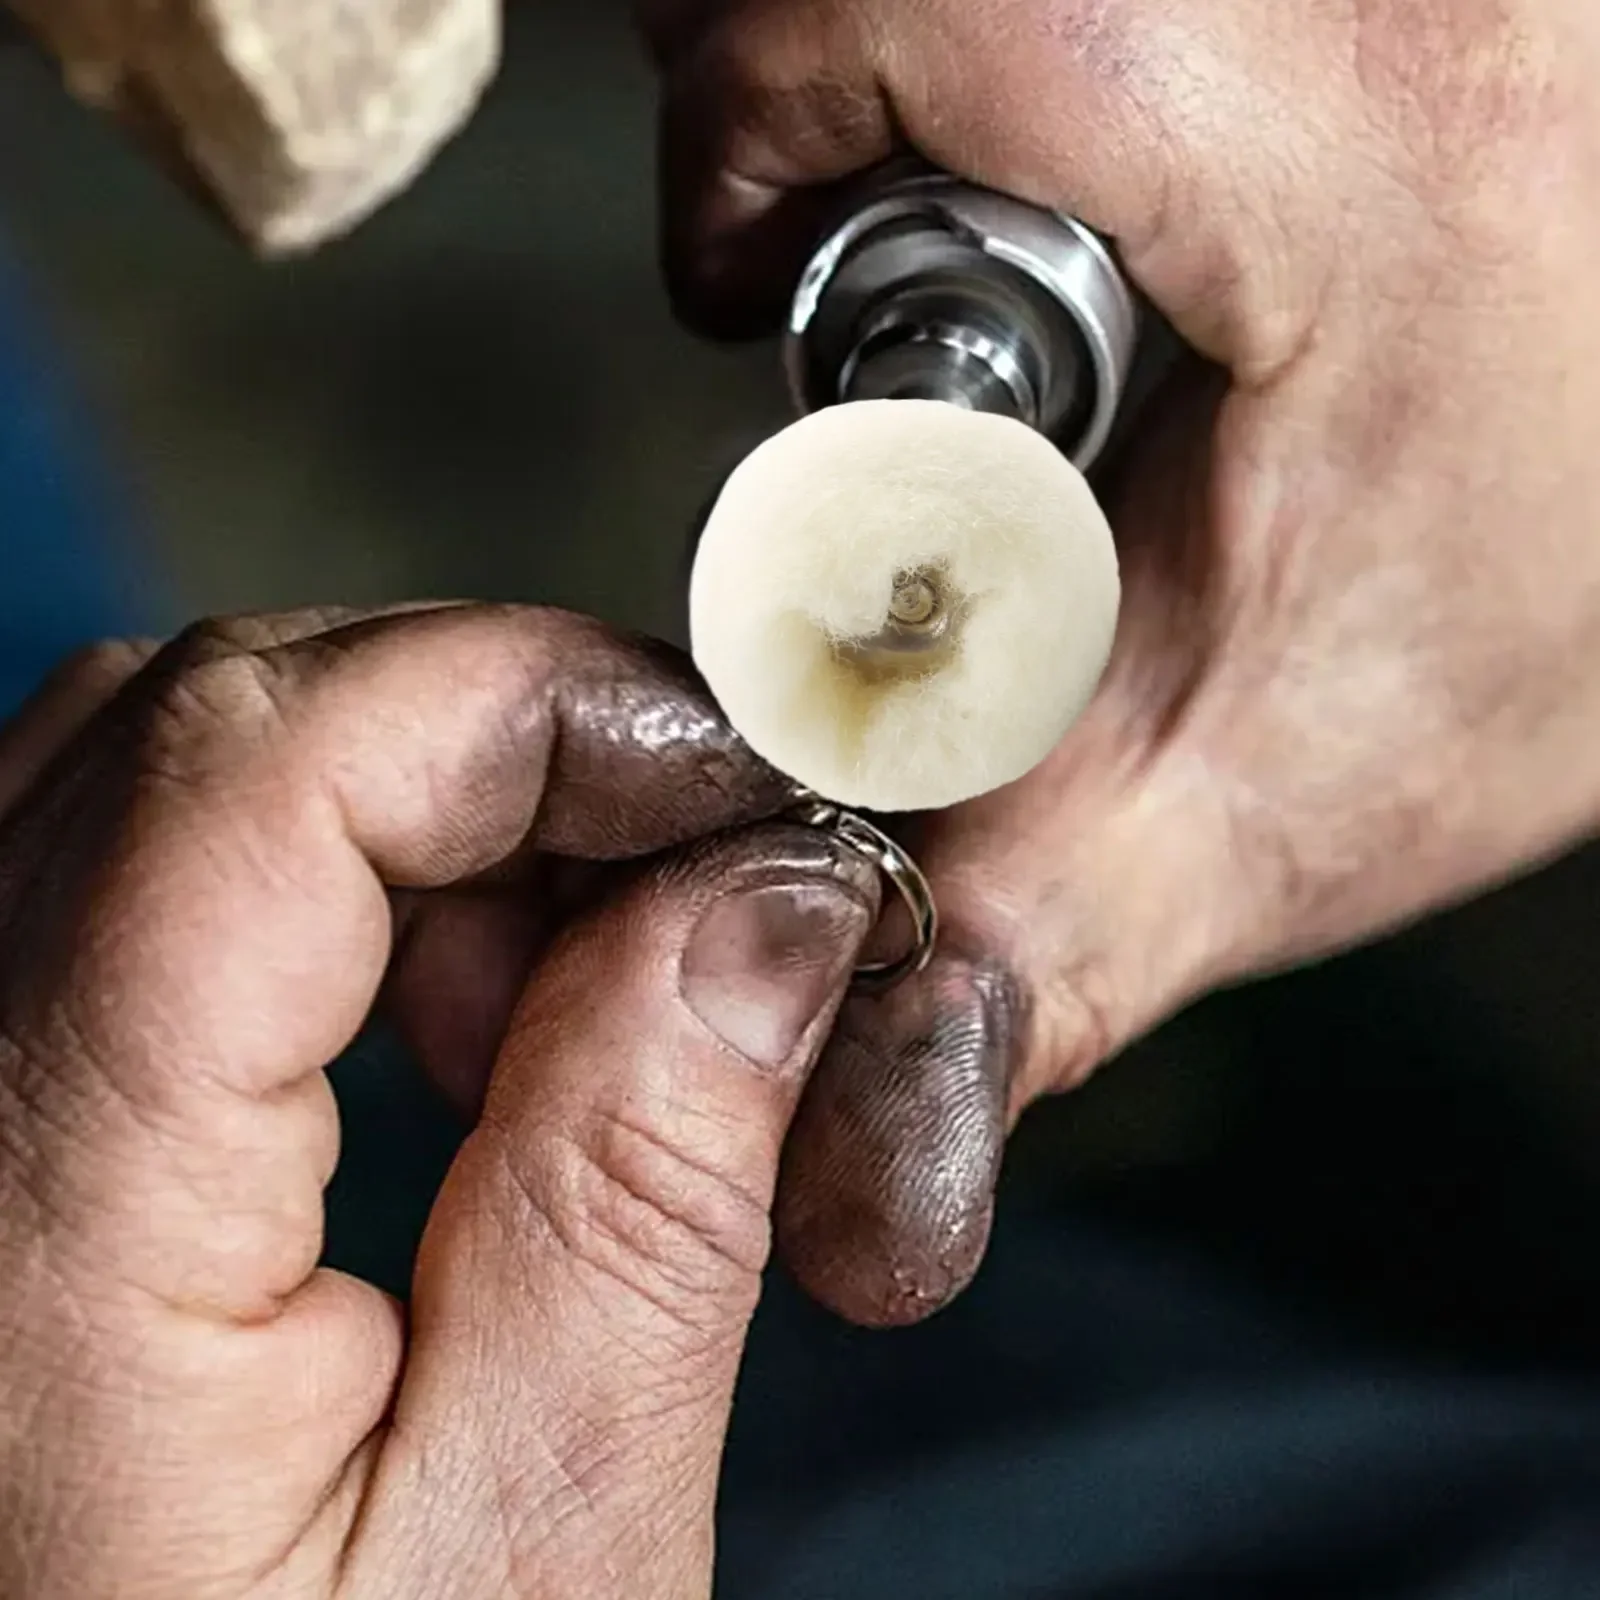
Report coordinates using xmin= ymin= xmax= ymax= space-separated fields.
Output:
xmin=790 ymin=796 xmax=938 ymax=991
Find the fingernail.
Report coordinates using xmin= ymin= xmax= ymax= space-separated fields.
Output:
xmin=682 ymin=862 xmax=872 ymax=1071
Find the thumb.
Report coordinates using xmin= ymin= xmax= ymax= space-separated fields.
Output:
xmin=346 ymin=824 xmax=879 ymax=1598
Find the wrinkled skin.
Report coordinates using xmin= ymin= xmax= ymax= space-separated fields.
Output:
xmin=7 ymin=4 xmax=1600 ymax=1591
xmin=640 ymin=0 xmax=1600 ymax=1322
xmin=0 ymin=604 xmax=886 ymax=1597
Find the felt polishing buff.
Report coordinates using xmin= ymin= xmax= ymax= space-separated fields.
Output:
xmin=690 ymin=399 xmax=1121 ymax=814
xmin=4 ymin=0 xmax=498 ymax=255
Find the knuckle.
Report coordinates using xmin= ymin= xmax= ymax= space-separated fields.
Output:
xmin=493 ymin=1105 xmax=771 ymax=1333
xmin=132 ymin=623 xmax=295 ymax=788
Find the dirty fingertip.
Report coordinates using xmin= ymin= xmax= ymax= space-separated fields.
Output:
xmin=774 ymin=953 xmax=1025 ymax=1327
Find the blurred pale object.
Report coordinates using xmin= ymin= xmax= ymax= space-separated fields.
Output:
xmin=4 ymin=0 xmax=498 ymax=254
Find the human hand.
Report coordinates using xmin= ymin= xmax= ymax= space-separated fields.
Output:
xmin=642 ymin=0 xmax=1600 ymax=1323
xmin=0 ymin=603 xmax=877 ymax=1598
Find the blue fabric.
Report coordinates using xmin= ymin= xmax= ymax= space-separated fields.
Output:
xmin=0 ymin=241 xmax=157 ymax=717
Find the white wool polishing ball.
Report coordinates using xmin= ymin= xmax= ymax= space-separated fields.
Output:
xmin=689 ymin=399 xmax=1120 ymax=813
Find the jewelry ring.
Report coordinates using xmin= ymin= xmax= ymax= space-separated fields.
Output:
xmin=789 ymin=796 xmax=938 ymax=991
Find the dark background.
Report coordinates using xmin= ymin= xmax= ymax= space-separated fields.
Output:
xmin=1 ymin=0 xmax=1597 ymax=1411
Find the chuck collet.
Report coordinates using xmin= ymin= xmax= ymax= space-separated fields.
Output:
xmin=785 ymin=167 xmax=1142 ymax=472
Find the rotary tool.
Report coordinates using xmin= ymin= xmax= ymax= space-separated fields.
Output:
xmin=687 ymin=165 xmax=1156 ymax=816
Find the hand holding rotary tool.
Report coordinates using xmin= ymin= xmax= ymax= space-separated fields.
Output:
xmin=650 ymin=0 xmax=1600 ymax=1326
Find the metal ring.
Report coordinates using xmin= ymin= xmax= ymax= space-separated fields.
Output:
xmin=789 ymin=796 xmax=938 ymax=991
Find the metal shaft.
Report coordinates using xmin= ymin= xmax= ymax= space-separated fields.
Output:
xmin=785 ymin=169 xmax=1143 ymax=472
